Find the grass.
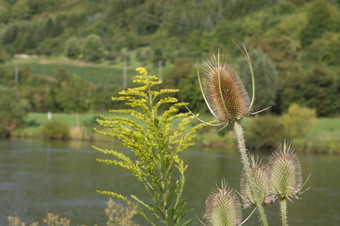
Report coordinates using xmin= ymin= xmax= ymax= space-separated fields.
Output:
xmin=305 ymin=118 xmax=340 ymax=140
xmin=14 ymin=112 xmax=102 ymax=138
xmin=0 ymin=57 xmax=174 ymax=86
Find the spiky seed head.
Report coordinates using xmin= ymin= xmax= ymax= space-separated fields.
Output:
xmin=205 ymin=180 xmax=242 ymax=226
xmin=202 ymin=54 xmax=250 ymax=125
xmin=268 ymin=142 xmax=302 ymax=199
xmin=240 ymin=156 xmax=273 ymax=208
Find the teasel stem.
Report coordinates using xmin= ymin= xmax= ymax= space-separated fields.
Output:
xmin=280 ymin=198 xmax=287 ymax=226
xmin=233 ymin=121 xmax=268 ymax=226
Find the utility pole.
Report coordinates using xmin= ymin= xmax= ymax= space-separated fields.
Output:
xmin=14 ymin=66 xmax=19 ymax=84
xmin=123 ymin=56 xmax=127 ymax=88
xmin=158 ymin=60 xmax=162 ymax=82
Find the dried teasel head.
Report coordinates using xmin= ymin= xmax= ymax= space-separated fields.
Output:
xmin=202 ymin=54 xmax=250 ymax=124
xmin=241 ymin=155 xmax=275 ymax=208
xmin=205 ymin=180 xmax=242 ymax=226
xmin=197 ymin=48 xmax=254 ymax=127
xmin=268 ymin=142 xmax=303 ymax=200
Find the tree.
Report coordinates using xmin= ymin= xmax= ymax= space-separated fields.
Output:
xmin=280 ymin=65 xmax=339 ymax=116
xmin=300 ymin=0 xmax=333 ymax=48
xmin=302 ymin=65 xmax=339 ymax=116
xmin=55 ymin=75 xmax=93 ymax=126
xmin=0 ymin=86 xmax=29 ymax=138
xmin=81 ymin=34 xmax=104 ymax=62
xmin=163 ymin=58 xmax=193 ymax=89
xmin=0 ymin=2 xmax=10 ymax=23
xmin=64 ymin=37 xmax=80 ymax=59
xmin=11 ymin=0 xmax=32 ymax=20
xmin=238 ymin=48 xmax=278 ymax=111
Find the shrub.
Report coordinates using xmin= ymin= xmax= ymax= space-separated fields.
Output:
xmin=279 ymin=103 xmax=316 ymax=139
xmin=41 ymin=120 xmax=70 ymax=140
xmin=245 ymin=114 xmax=284 ymax=151
xmin=81 ymin=34 xmax=104 ymax=62
xmin=0 ymin=86 xmax=30 ymax=138
xmin=64 ymin=37 xmax=80 ymax=59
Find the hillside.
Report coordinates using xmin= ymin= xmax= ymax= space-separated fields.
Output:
xmin=0 ymin=0 xmax=340 ymax=115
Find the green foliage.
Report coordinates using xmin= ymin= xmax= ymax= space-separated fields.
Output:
xmin=94 ymin=67 xmax=205 ymax=225
xmin=65 ymin=37 xmax=81 ymax=59
xmin=279 ymin=64 xmax=339 ymax=116
xmin=41 ymin=119 xmax=70 ymax=140
xmin=163 ymin=58 xmax=193 ymax=89
xmin=279 ymin=103 xmax=316 ymax=139
xmin=303 ymin=65 xmax=339 ymax=116
xmin=81 ymin=34 xmax=104 ymax=62
xmin=238 ymin=48 xmax=278 ymax=111
xmin=163 ymin=58 xmax=205 ymax=110
xmin=306 ymin=32 xmax=340 ymax=66
xmin=245 ymin=115 xmax=284 ymax=151
xmin=11 ymin=0 xmax=31 ymax=20
xmin=0 ymin=86 xmax=29 ymax=138
xmin=0 ymin=0 xmax=339 ymax=116
xmin=55 ymin=75 xmax=93 ymax=113
xmin=300 ymin=0 xmax=334 ymax=48
xmin=0 ymin=2 xmax=9 ymax=23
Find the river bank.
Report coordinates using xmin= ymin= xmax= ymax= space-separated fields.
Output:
xmin=12 ymin=113 xmax=340 ymax=154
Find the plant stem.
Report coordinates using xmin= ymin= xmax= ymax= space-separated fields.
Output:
xmin=280 ymin=199 xmax=287 ymax=226
xmin=233 ymin=121 xmax=268 ymax=226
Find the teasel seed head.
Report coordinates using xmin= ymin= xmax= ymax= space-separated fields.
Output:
xmin=201 ymin=54 xmax=250 ymax=125
xmin=205 ymin=180 xmax=242 ymax=226
xmin=268 ymin=142 xmax=302 ymax=200
xmin=240 ymin=155 xmax=274 ymax=208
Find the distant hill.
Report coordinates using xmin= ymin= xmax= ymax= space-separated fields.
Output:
xmin=0 ymin=0 xmax=339 ymax=116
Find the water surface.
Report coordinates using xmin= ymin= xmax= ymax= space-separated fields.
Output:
xmin=0 ymin=140 xmax=339 ymax=225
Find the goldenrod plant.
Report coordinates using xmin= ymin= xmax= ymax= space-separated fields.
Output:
xmin=198 ymin=46 xmax=309 ymax=226
xmin=94 ymin=67 xmax=205 ymax=225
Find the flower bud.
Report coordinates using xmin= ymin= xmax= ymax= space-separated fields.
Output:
xmin=268 ymin=142 xmax=302 ymax=199
xmin=241 ymin=156 xmax=273 ymax=207
xmin=205 ymin=181 xmax=242 ymax=226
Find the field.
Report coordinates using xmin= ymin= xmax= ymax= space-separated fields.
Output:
xmin=0 ymin=57 xmax=173 ymax=86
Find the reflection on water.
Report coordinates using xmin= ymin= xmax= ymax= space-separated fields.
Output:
xmin=0 ymin=139 xmax=339 ymax=225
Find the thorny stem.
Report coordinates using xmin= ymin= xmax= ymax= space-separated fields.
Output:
xmin=234 ymin=121 xmax=269 ymax=226
xmin=280 ymin=199 xmax=287 ymax=226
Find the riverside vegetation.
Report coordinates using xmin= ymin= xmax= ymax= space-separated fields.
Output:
xmin=93 ymin=46 xmax=310 ymax=225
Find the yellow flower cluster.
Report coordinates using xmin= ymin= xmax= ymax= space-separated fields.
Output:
xmin=136 ymin=67 xmax=147 ymax=75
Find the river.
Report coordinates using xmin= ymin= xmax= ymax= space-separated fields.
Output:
xmin=0 ymin=139 xmax=339 ymax=225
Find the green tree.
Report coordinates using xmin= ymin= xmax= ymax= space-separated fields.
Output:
xmin=306 ymin=32 xmax=340 ymax=66
xmin=0 ymin=2 xmax=10 ymax=23
xmin=238 ymin=48 xmax=278 ymax=111
xmin=163 ymin=58 xmax=193 ymax=89
xmin=302 ymin=65 xmax=339 ymax=116
xmin=11 ymin=0 xmax=31 ymax=20
xmin=55 ymin=75 xmax=93 ymax=126
xmin=0 ymin=86 xmax=29 ymax=138
xmin=81 ymin=34 xmax=104 ymax=62
xmin=64 ymin=37 xmax=80 ymax=59
xmin=300 ymin=0 xmax=333 ymax=48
